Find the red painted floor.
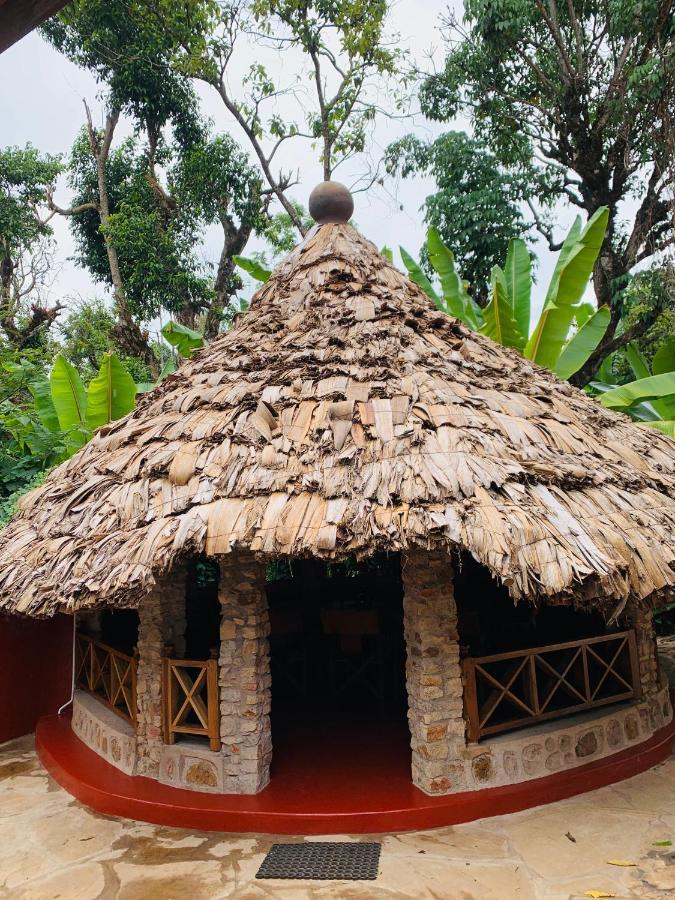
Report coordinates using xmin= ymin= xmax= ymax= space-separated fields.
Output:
xmin=37 ymin=712 xmax=675 ymax=834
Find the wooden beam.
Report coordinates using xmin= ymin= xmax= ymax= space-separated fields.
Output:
xmin=0 ymin=0 xmax=71 ymax=54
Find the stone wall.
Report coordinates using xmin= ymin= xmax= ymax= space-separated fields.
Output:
xmin=218 ymin=552 xmax=272 ymax=794
xmin=402 ymin=549 xmax=467 ymax=795
xmin=628 ymin=599 xmax=661 ymax=697
xmin=72 ymin=690 xmax=137 ymax=775
xmin=135 ymin=569 xmax=186 ymax=778
xmin=457 ymin=681 xmax=672 ymax=793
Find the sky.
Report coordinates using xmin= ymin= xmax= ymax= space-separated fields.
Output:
xmin=0 ymin=0 xmax=566 ymax=332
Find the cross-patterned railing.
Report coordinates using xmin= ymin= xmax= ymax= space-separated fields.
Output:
xmin=162 ymin=653 xmax=220 ymax=751
xmin=462 ymin=630 xmax=641 ymax=742
xmin=75 ymin=632 xmax=137 ymax=726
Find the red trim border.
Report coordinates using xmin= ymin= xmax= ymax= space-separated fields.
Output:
xmin=36 ymin=713 xmax=675 ymax=834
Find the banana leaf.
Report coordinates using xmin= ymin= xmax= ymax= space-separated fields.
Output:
xmin=480 ymin=265 xmax=525 ymax=350
xmin=29 ymin=379 xmax=59 ymax=432
xmin=50 ymin=354 xmax=88 ymax=435
xmin=161 ymin=321 xmax=204 ymax=358
xmin=85 ymin=352 xmax=137 ymax=430
xmin=555 ymin=207 xmax=609 ymax=307
xmin=652 ymin=339 xmax=675 ymax=375
xmin=553 ymin=306 xmax=611 ymax=380
xmin=426 ymin=228 xmax=483 ymax=330
xmin=639 ymin=420 xmax=675 ymax=438
xmin=233 ymin=255 xmax=271 ymax=283
xmin=599 ymin=372 xmax=675 ymax=410
xmin=399 ymin=246 xmax=441 ymax=307
xmin=503 ymin=239 xmax=531 ymax=339
xmin=624 ymin=343 xmax=651 ymax=380
xmin=525 ymin=208 xmax=608 ymax=368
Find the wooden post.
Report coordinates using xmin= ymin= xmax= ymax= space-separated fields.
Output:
xmin=462 ymin=657 xmax=480 ymax=743
xmin=162 ymin=648 xmax=174 ymax=746
xmin=207 ymin=650 xmax=220 ymax=752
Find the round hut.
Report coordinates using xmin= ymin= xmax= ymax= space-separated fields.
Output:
xmin=1 ymin=185 xmax=674 ymax=830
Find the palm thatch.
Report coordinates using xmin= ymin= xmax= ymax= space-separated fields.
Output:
xmin=0 ymin=223 xmax=674 ymax=617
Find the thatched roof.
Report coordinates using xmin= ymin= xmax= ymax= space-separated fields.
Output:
xmin=1 ymin=222 xmax=674 ymax=617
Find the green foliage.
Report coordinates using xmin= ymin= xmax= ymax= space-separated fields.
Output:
xmin=85 ymin=352 xmax=137 ymax=429
xmin=613 ymin=270 xmax=675 ymax=382
xmin=0 ymin=145 xmax=62 ymax=255
xmin=416 ymin=2 xmax=675 ymax=378
xmin=386 ymin=131 xmax=538 ymax=295
xmin=67 ymin=130 xmax=213 ymax=322
xmin=233 ymin=256 xmax=271 ymax=284
xmin=43 ymin=0 xmax=201 ymax=140
xmin=58 ymin=298 xmax=154 ymax=384
xmin=401 ymin=209 xmax=610 ymax=380
xmin=525 ymin=208 xmax=610 ymax=369
xmin=161 ymin=321 xmax=204 ymax=358
xmin=419 ymin=2 xmax=674 ymax=191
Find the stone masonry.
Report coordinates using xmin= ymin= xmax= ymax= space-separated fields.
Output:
xmin=402 ymin=549 xmax=466 ymax=795
xmin=135 ymin=569 xmax=187 ymax=778
xmin=218 ymin=552 xmax=272 ymax=794
xmin=628 ymin=598 xmax=661 ymax=697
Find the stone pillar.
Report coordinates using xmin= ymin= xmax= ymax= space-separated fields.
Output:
xmin=402 ymin=549 xmax=466 ymax=795
xmin=218 ymin=552 xmax=272 ymax=794
xmin=135 ymin=568 xmax=186 ymax=777
xmin=629 ymin=598 xmax=660 ymax=697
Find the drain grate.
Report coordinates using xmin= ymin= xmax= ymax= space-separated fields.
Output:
xmin=256 ymin=841 xmax=381 ymax=880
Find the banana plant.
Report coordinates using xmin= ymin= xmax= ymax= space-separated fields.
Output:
xmin=400 ymin=209 xmax=611 ymax=382
xmin=161 ymin=321 xmax=204 ymax=358
xmin=32 ymin=352 xmax=138 ymax=456
xmin=591 ymin=339 xmax=675 ymax=436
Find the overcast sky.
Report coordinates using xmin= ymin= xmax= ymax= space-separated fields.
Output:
xmin=0 ymin=0 xmax=567 ymax=332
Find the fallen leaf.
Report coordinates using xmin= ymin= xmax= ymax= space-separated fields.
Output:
xmin=606 ymin=859 xmax=637 ymax=867
xmin=583 ymin=892 xmax=615 ymax=899
xmin=565 ymin=831 xmax=577 ymax=843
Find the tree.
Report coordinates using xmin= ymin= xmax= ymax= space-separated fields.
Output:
xmin=420 ymin=0 xmax=675 ymax=384
xmin=613 ymin=268 xmax=675 ymax=381
xmin=170 ymin=133 xmax=266 ymax=337
xmin=44 ymin=2 xmax=272 ymax=339
xmin=385 ymin=131 xmax=535 ymax=300
xmin=68 ymin=0 xmax=404 ymax=235
xmin=0 ymin=146 xmax=64 ymax=349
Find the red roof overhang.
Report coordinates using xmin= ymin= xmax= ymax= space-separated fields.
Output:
xmin=0 ymin=0 xmax=71 ymax=54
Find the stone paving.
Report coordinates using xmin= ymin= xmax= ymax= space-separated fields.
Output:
xmin=1 ymin=733 xmax=674 ymax=900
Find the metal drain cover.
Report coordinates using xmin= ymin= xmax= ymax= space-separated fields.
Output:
xmin=256 ymin=841 xmax=381 ymax=880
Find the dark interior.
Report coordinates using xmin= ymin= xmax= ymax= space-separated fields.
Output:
xmin=91 ymin=609 xmax=139 ymax=655
xmin=453 ymin=551 xmax=608 ymax=657
xmin=184 ymin=557 xmax=221 ymax=659
xmin=266 ymin=554 xmax=408 ymax=731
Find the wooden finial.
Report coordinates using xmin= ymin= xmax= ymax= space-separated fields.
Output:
xmin=308 ymin=181 xmax=354 ymax=224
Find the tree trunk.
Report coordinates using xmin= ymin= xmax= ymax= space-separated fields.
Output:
xmin=203 ymin=218 xmax=252 ymax=340
xmin=93 ymin=109 xmax=158 ymax=379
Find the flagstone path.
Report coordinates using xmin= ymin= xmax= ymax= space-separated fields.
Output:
xmin=0 ymin=732 xmax=674 ymax=900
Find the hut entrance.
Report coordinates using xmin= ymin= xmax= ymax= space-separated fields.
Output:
xmin=267 ymin=554 xmax=409 ymax=777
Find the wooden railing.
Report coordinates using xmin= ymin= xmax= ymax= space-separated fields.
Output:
xmin=162 ymin=653 xmax=220 ymax=751
xmin=462 ymin=630 xmax=641 ymax=742
xmin=75 ymin=633 xmax=137 ymax=726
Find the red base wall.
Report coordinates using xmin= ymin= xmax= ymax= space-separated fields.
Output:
xmin=0 ymin=613 xmax=73 ymax=743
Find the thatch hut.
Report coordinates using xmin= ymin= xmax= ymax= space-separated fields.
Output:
xmin=1 ymin=184 xmax=673 ymax=811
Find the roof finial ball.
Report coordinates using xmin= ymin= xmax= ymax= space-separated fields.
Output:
xmin=308 ymin=180 xmax=354 ymax=225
